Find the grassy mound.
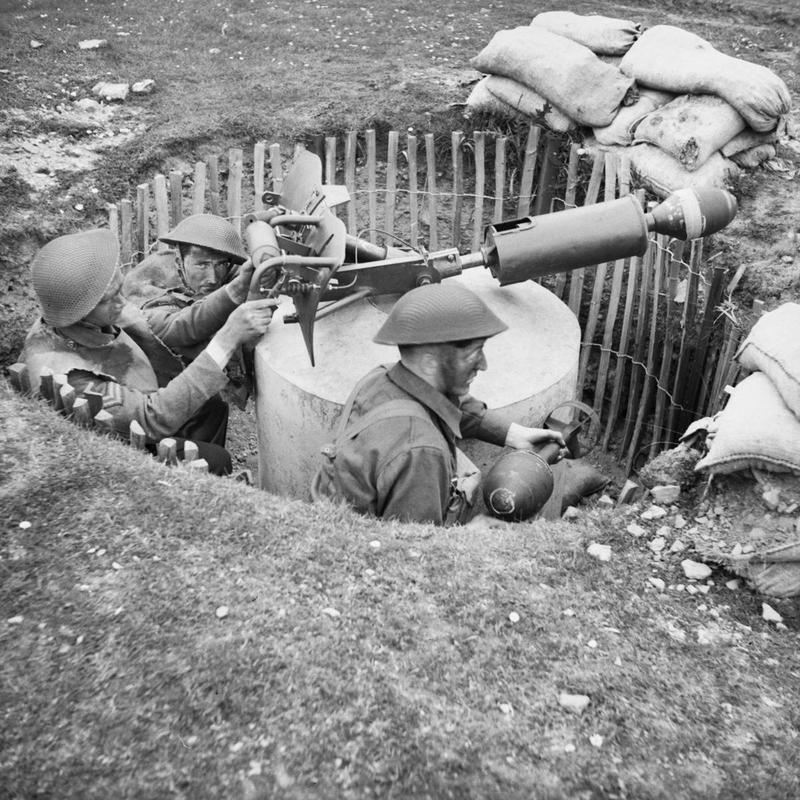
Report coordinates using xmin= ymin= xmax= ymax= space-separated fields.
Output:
xmin=2 ymin=384 xmax=799 ymax=799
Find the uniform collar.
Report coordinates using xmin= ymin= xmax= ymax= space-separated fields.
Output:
xmin=387 ymin=361 xmax=463 ymax=438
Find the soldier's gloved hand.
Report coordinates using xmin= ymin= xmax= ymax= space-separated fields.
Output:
xmin=504 ymin=423 xmax=566 ymax=452
xmin=213 ymin=299 xmax=278 ymax=354
xmin=226 ymin=259 xmax=256 ymax=304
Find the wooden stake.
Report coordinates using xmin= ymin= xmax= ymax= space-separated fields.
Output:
xmin=169 ymin=170 xmax=183 ymax=226
xmin=52 ymin=373 xmax=69 ymax=411
xmin=269 ymin=143 xmax=283 ymax=194
xmin=668 ymin=238 xmax=702 ymax=439
xmin=253 ymin=141 xmax=266 ymax=212
xmin=577 ymin=152 xmax=617 ymax=397
xmin=344 ymin=131 xmax=357 ymax=235
xmin=567 ymin=153 xmax=604 ymax=317
xmin=59 ymin=383 xmax=76 ymax=415
xmin=72 ymin=397 xmax=93 ymax=427
xmin=38 ymin=367 xmax=55 ymax=403
xmin=593 ymin=156 xmax=631 ymax=426
xmin=407 ymin=133 xmax=419 ymax=249
xmin=153 ymin=173 xmax=170 ymax=241
xmin=385 ymin=130 xmax=398 ymax=241
xmin=120 ymin=199 xmax=133 ymax=270
xmin=620 ymin=226 xmax=655 ymax=455
xmin=183 ymin=440 xmax=199 ymax=462
xmin=93 ymin=409 xmax=114 ymax=433
xmin=532 ymin=130 xmax=558 ymax=216
xmin=425 ymin=133 xmax=438 ymax=251
xmin=157 ymin=437 xmax=178 ymax=465
xmin=650 ymin=239 xmax=685 ymax=456
xmin=366 ymin=129 xmax=377 ymax=243
xmin=324 ymin=136 xmax=337 ymax=186
xmin=192 ymin=161 xmax=207 ymax=215
xmin=208 ymin=155 xmax=220 ymax=216
xmin=228 ymin=148 xmax=243 ymax=234
xmin=602 ymin=188 xmax=644 ymax=451
xmin=136 ymin=183 xmax=150 ymax=263
xmin=451 ymin=130 xmax=464 ymax=249
xmin=516 ymin=125 xmax=540 ymax=218
xmin=129 ymin=419 xmax=147 ymax=450
xmin=107 ymin=203 xmax=119 ymax=245
xmin=493 ymin=135 xmax=506 ymax=223
xmin=706 ymin=320 xmax=741 ymax=415
xmin=552 ymin=143 xmax=580 ymax=300
xmin=7 ymin=363 xmax=29 ymax=393
xmin=625 ymin=233 xmax=667 ymax=474
xmin=187 ymin=458 xmax=209 ymax=473
xmin=472 ymin=130 xmax=486 ymax=252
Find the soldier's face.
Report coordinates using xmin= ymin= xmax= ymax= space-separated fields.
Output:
xmin=83 ymin=268 xmax=125 ymax=328
xmin=436 ymin=338 xmax=488 ymax=397
xmin=182 ymin=245 xmax=232 ymax=294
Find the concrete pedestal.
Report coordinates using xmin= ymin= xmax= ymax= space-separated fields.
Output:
xmin=254 ymin=268 xmax=580 ymax=499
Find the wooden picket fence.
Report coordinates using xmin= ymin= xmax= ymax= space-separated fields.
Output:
xmin=103 ymin=125 xmax=744 ymax=474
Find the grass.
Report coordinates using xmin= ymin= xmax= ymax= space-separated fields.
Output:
xmin=2 ymin=387 xmax=799 ymax=798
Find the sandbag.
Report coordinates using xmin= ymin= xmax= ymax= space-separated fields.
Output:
xmin=731 ymin=143 xmax=777 ymax=169
xmin=695 ymin=372 xmax=800 ymax=476
xmin=586 ymin=140 xmax=739 ymax=199
xmin=471 ymin=26 xmax=635 ymax=127
xmin=633 ymin=94 xmax=747 ymax=171
xmin=465 ymin=77 xmax=520 ymax=118
xmin=736 ymin=302 xmax=800 ymax=417
xmin=593 ymin=87 xmax=674 ymax=146
xmin=484 ymin=75 xmax=575 ymax=132
xmin=721 ymin=127 xmax=779 ymax=157
xmin=619 ymin=25 xmax=791 ymax=132
xmin=530 ymin=11 xmax=641 ymax=55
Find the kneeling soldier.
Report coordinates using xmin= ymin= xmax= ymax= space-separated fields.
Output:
xmin=312 ymin=282 xmax=564 ymax=524
xmin=20 ymin=228 xmax=275 ymax=475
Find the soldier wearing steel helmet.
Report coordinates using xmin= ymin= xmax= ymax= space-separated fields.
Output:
xmin=19 ymin=228 xmax=276 ymax=475
xmin=311 ymin=282 xmax=565 ymax=525
xmin=122 ymin=213 xmax=265 ymax=364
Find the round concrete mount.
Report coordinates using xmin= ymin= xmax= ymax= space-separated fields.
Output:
xmin=254 ymin=268 xmax=580 ymax=499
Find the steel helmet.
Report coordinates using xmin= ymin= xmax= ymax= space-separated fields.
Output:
xmin=373 ymin=282 xmax=508 ymax=345
xmin=159 ymin=214 xmax=247 ymax=264
xmin=482 ymin=450 xmax=554 ymax=522
xmin=31 ymin=228 xmax=119 ymax=327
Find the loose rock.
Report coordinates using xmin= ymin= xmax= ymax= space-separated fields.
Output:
xmin=626 ymin=522 xmax=648 ymax=538
xmin=762 ymin=603 xmax=783 ymax=623
xmin=681 ymin=559 xmax=712 ymax=580
xmin=587 ymin=542 xmax=612 ymax=562
xmin=558 ymin=692 xmax=590 ymax=713
xmin=79 ymin=39 xmax=108 ymax=50
xmin=92 ymin=81 xmax=130 ymax=101
xmin=649 ymin=536 xmax=666 ymax=553
xmin=647 ymin=577 xmax=666 ymax=591
xmin=650 ymin=484 xmax=680 ymax=504
xmin=641 ymin=504 xmax=668 ymax=521
xmin=132 ymin=79 xmax=155 ymax=94
xmin=215 ymin=605 xmax=229 ymax=619
xmin=617 ymin=479 xmax=640 ymax=504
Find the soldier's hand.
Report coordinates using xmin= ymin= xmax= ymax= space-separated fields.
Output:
xmin=504 ymin=423 xmax=566 ymax=452
xmin=218 ymin=299 xmax=278 ymax=347
xmin=227 ymin=259 xmax=256 ymax=304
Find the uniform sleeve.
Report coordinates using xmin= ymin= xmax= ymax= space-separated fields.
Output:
xmin=143 ymin=287 xmax=238 ymax=349
xmin=459 ymin=393 xmax=509 ymax=446
xmin=66 ymin=350 xmax=228 ymax=441
xmin=376 ymin=446 xmax=451 ymax=524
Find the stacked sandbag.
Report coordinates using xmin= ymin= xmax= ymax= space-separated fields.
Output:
xmin=468 ymin=19 xmax=637 ymax=129
xmin=467 ymin=15 xmax=792 ymax=197
xmin=695 ymin=303 xmax=800 ymax=477
xmin=611 ymin=25 xmax=790 ymax=191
